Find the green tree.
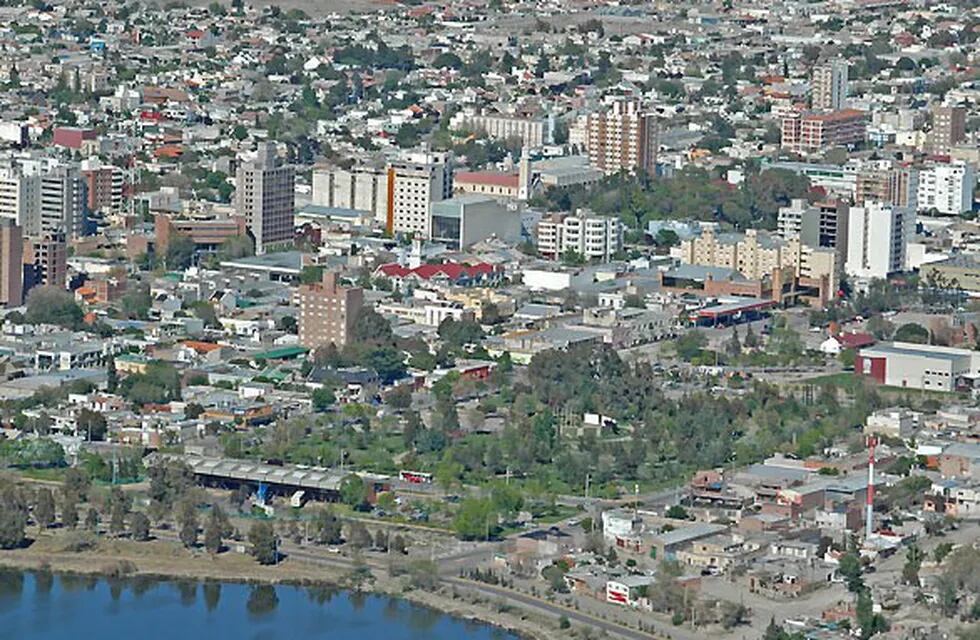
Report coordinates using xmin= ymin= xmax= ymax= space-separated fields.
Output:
xmin=312 ymin=387 xmax=336 ymax=412
xmin=130 ymin=512 xmax=151 ymax=541
xmin=165 ymin=233 xmax=196 ymax=270
xmin=204 ymin=508 xmax=224 ymax=555
xmin=76 ymin=408 xmax=107 ymax=441
xmin=0 ymin=497 xmax=26 ymax=549
xmin=311 ymin=508 xmax=343 ymax=545
xmin=902 ymin=544 xmax=923 ymax=586
xmin=453 ymin=497 xmax=496 ymax=540
xmin=249 ymin=521 xmax=278 ymax=565
xmin=176 ymin=500 xmax=199 ymax=548
xmin=25 ymin=286 xmax=84 ymax=329
xmin=34 ymin=488 xmax=55 ymax=529
xmin=339 ymin=474 xmax=368 ymax=507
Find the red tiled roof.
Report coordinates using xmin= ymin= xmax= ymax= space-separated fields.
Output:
xmin=375 ymin=262 xmax=500 ymax=281
xmin=454 ymin=171 xmax=520 ymax=189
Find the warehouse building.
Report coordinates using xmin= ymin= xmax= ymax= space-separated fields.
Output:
xmin=856 ymin=342 xmax=980 ymax=392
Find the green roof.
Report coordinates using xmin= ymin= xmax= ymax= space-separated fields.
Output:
xmin=251 ymin=346 xmax=310 ymax=361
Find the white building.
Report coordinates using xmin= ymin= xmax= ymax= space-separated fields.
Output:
xmin=450 ymin=110 xmax=549 ymax=147
xmin=536 ymin=210 xmax=623 ymax=262
xmin=916 ymin=161 xmax=976 ymax=216
xmin=811 ymin=60 xmax=848 ymax=111
xmin=387 ymin=150 xmax=452 ymax=237
xmin=0 ymin=155 xmax=86 ymax=239
xmin=844 ymin=203 xmax=911 ymax=279
xmin=312 ymin=164 xmax=388 ymax=225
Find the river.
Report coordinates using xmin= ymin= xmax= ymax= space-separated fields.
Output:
xmin=0 ymin=570 xmax=519 ymax=640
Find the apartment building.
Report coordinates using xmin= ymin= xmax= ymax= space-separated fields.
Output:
xmin=0 ymin=161 xmax=38 ymax=230
xmin=927 ymin=105 xmax=966 ymax=155
xmin=536 ymin=210 xmax=622 ymax=262
xmin=777 ymin=199 xmax=847 ymax=250
xmin=0 ymin=218 xmax=22 ymax=306
xmin=916 ymin=160 xmax=975 ymax=216
xmin=855 ymin=162 xmax=918 ymax=209
xmin=386 ymin=150 xmax=452 ymax=236
xmin=450 ymin=110 xmax=549 ymax=147
xmin=24 ymin=233 xmax=67 ymax=290
xmin=235 ymin=142 xmax=295 ymax=254
xmin=677 ymin=226 xmax=838 ymax=303
xmin=298 ymin=270 xmax=364 ymax=350
xmin=781 ymin=109 xmax=866 ymax=153
xmin=844 ymin=203 xmax=910 ymax=279
xmin=81 ymin=161 xmax=126 ymax=215
xmin=582 ymin=99 xmax=658 ymax=176
xmin=0 ymin=156 xmax=87 ymax=239
xmin=811 ymin=61 xmax=848 ymax=111
xmin=39 ymin=164 xmax=87 ymax=240
xmin=312 ymin=164 xmax=388 ymax=225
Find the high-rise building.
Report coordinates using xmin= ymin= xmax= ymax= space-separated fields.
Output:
xmin=583 ymin=99 xmax=658 ymax=176
xmin=536 ymin=210 xmax=623 ymax=262
xmin=0 ymin=219 xmax=22 ymax=307
xmin=312 ymin=164 xmax=389 ymax=225
xmin=845 ymin=203 xmax=910 ymax=279
xmin=855 ymin=162 xmax=918 ymax=209
xmin=927 ymin=105 xmax=966 ymax=155
xmin=235 ymin=142 xmax=295 ymax=254
xmin=0 ymin=161 xmax=39 ymax=230
xmin=0 ymin=156 xmax=87 ymax=238
xmin=811 ymin=61 xmax=848 ymax=111
xmin=39 ymin=165 xmax=86 ymax=239
xmin=917 ymin=160 xmax=976 ymax=216
xmin=777 ymin=198 xmax=848 ymax=255
xmin=81 ymin=161 xmax=126 ymax=215
xmin=385 ymin=150 xmax=452 ymax=236
xmin=24 ymin=233 xmax=67 ymax=290
xmin=298 ymin=270 xmax=364 ymax=350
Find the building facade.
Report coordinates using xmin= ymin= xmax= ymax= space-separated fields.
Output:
xmin=844 ymin=203 xmax=910 ymax=279
xmin=582 ymin=99 xmax=658 ymax=176
xmin=235 ymin=142 xmax=295 ymax=254
xmin=386 ymin=150 xmax=452 ymax=236
xmin=916 ymin=161 xmax=975 ymax=216
xmin=927 ymin=105 xmax=966 ymax=155
xmin=312 ymin=164 xmax=388 ymax=225
xmin=0 ymin=218 xmax=22 ymax=306
xmin=811 ymin=61 xmax=848 ymax=111
xmin=298 ymin=271 xmax=364 ymax=350
xmin=781 ymin=109 xmax=866 ymax=153
xmin=536 ymin=210 xmax=623 ymax=262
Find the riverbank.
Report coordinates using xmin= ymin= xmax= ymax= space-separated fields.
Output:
xmin=0 ymin=533 xmax=558 ymax=640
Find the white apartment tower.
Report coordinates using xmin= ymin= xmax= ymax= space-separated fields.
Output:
xmin=812 ymin=61 xmax=848 ymax=111
xmin=536 ymin=210 xmax=623 ymax=262
xmin=916 ymin=161 xmax=976 ymax=216
xmin=0 ymin=157 xmax=86 ymax=239
xmin=845 ymin=203 xmax=910 ymax=279
xmin=236 ymin=142 xmax=295 ymax=254
xmin=385 ymin=149 xmax=452 ymax=236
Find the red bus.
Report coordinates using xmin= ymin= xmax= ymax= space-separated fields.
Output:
xmin=399 ymin=470 xmax=432 ymax=484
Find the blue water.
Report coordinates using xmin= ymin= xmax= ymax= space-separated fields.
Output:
xmin=0 ymin=571 xmax=518 ymax=640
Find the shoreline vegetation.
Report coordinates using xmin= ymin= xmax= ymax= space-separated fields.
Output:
xmin=0 ymin=534 xmax=556 ymax=640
